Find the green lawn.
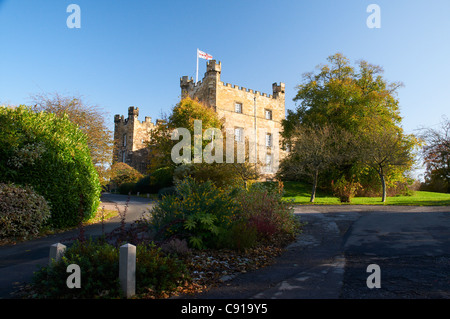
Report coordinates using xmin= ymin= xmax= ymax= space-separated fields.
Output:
xmin=281 ymin=181 xmax=450 ymax=206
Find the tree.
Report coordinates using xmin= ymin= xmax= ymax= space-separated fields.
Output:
xmin=148 ymin=97 xmax=223 ymax=170
xmin=148 ymin=97 xmax=259 ymax=186
xmin=360 ymin=124 xmax=418 ymax=202
xmin=30 ymin=92 xmax=113 ymax=187
xmin=288 ymin=53 xmax=403 ymax=134
xmin=278 ymin=124 xmax=354 ymax=202
xmin=281 ymin=53 xmax=414 ymax=194
xmin=420 ymin=117 xmax=450 ymax=193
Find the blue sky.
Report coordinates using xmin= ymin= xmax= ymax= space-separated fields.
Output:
xmin=1 ymin=0 xmax=449 ymax=145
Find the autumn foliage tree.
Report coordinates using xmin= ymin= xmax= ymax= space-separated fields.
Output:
xmin=147 ymin=97 xmax=223 ymax=170
xmin=147 ymin=97 xmax=259 ymax=187
xmin=281 ymin=53 xmax=419 ymax=201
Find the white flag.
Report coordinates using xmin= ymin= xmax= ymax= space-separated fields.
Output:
xmin=198 ymin=49 xmax=213 ymax=60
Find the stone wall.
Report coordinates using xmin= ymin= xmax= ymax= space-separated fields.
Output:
xmin=113 ymin=107 xmax=156 ymax=174
xmin=180 ymin=60 xmax=286 ymax=177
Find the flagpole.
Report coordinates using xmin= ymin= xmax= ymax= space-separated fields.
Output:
xmin=196 ymin=48 xmax=199 ymax=84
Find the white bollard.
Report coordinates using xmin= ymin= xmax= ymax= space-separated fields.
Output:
xmin=147 ymin=193 xmax=149 ymax=198
xmin=49 ymin=243 xmax=66 ymax=266
xmin=119 ymin=243 xmax=136 ymax=298
xmin=137 ymin=192 xmax=140 ymax=196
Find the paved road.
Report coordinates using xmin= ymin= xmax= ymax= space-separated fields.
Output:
xmin=2 ymin=201 xmax=449 ymax=299
xmin=0 ymin=193 xmax=155 ymax=299
xmin=186 ymin=205 xmax=450 ymax=299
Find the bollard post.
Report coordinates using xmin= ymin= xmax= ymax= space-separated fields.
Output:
xmin=49 ymin=243 xmax=66 ymax=266
xmin=119 ymin=243 xmax=136 ymax=298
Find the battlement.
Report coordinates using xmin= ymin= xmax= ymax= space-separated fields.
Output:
xmin=207 ymin=60 xmax=221 ymax=73
xmin=220 ymin=81 xmax=283 ymax=99
xmin=181 ymin=60 xmax=284 ymax=102
xmin=114 ymin=106 xmax=160 ymax=127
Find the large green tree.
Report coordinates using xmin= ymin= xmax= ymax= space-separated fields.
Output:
xmin=284 ymin=53 xmax=403 ymax=137
xmin=281 ymin=53 xmax=418 ymax=199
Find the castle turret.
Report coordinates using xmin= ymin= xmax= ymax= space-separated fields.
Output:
xmin=128 ymin=106 xmax=139 ymax=119
xmin=206 ymin=60 xmax=221 ymax=74
xmin=180 ymin=76 xmax=194 ymax=97
xmin=272 ymin=82 xmax=285 ymax=99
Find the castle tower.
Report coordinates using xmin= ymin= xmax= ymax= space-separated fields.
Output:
xmin=180 ymin=60 xmax=286 ymax=177
xmin=113 ymin=106 xmax=156 ymax=173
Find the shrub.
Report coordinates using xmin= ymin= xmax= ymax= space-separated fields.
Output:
xmin=150 ymin=166 xmax=174 ymax=190
xmin=136 ymin=243 xmax=189 ymax=295
xmin=32 ymin=239 xmax=121 ymax=299
xmin=0 ymin=183 xmax=51 ymax=239
xmin=134 ymin=175 xmax=153 ymax=194
xmin=109 ymin=162 xmax=143 ymax=189
xmin=157 ymin=186 xmax=177 ymax=199
xmin=331 ymin=176 xmax=361 ymax=202
xmin=173 ymin=162 xmax=257 ymax=189
xmin=0 ymin=106 xmax=101 ymax=228
xmin=216 ymin=220 xmax=258 ymax=251
xmin=160 ymin=238 xmax=191 ymax=257
xmin=149 ymin=177 xmax=239 ymax=249
xmin=235 ymin=182 xmax=297 ymax=240
xmin=31 ymin=239 xmax=189 ymax=298
xmin=134 ymin=166 xmax=174 ymax=194
xmin=118 ymin=182 xmax=136 ymax=195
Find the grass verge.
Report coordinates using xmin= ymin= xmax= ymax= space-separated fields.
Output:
xmin=282 ymin=181 xmax=450 ymax=206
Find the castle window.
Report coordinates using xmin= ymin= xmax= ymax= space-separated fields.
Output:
xmin=122 ymin=151 xmax=126 ymax=163
xmin=235 ymin=127 xmax=244 ymax=142
xmin=266 ymin=133 xmax=272 ymax=147
xmin=235 ymin=102 xmax=242 ymax=114
xmin=265 ymin=109 xmax=273 ymax=120
xmin=123 ymin=134 xmax=127 ymax=147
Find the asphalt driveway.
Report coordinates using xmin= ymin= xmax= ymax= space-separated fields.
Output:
xmin=184 ymin=205 xmax=450 ymax=299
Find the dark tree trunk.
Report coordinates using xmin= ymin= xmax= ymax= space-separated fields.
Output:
xmin=310 ymin=169 xmax=319 ymax=203
xmin=379 ymin=167 xmax=386 ymax=203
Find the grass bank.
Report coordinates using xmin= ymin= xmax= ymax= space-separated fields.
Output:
xmin=281 ymin=181 xmax=450 ymax=206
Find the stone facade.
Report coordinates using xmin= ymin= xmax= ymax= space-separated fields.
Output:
xmin=181 ymin=60 xmax=286 ymax=177
xmin=113 ymin=60 xmax=286 ymax=177
xmin=113 ymin=107 xmax=157 ymax=173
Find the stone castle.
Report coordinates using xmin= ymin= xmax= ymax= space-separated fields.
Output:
xmin=113 ymin=60 xmax=286 ymax=176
